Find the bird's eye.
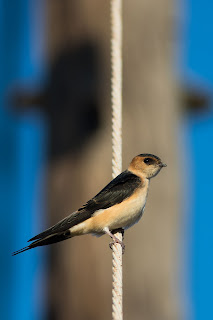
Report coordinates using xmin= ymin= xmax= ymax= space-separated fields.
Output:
xmin=144 ymin=158 xmax=152 ymax=164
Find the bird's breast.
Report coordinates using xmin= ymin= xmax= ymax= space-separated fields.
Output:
xmin=90 ymin=182 xmax=149 ymax=232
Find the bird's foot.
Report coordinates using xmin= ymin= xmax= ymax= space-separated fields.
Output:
xmin=104 ymin=227 xmax=125 ymax=254
xmin=109 ymin=236 xmax=125 ymax=254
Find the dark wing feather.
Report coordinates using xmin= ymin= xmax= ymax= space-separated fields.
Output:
xmin=28 ymin=170 xmax=141 ymax=242
xmin=28 ymin=210 xmax=89 ymax=242
xmin=78 ymin=170 xmax=141 ymax=213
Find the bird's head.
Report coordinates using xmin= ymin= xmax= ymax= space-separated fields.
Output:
xmin=129 ymin=153 xmax=167 ymax=179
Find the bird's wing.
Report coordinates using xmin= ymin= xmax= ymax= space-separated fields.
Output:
xmin=28 ymin=210 xmax=90 ymax=242
xmin=78 ymin=169 xmax=141 ymax=213
xmin=28 ymin=170 xmax=141 ymax=242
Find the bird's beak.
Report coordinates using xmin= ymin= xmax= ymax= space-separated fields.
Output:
xmin=160 ymin=163 xmax=167 ymax=168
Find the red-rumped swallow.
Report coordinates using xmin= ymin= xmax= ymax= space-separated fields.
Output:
xmin=12 ymin=154 xmax=166 ymax=255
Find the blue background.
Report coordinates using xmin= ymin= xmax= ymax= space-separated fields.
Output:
xmin=0 ymin=1 xmax=47 ymax=319
xmin=182 ymin=0 xmax=213 ymax=319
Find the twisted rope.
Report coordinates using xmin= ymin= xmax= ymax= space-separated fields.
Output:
xmin=111 ymin=0 xmax=123 ymax=319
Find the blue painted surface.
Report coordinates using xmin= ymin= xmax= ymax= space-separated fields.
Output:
xmin=182 ymin=0 xmax=213 ymax=319
xmin=0 ymin=1 xmax=47 ymax=319
xmin=184 ymin=0 xmax=213 ymax=85
xmin=183 ymin=113 xmax=213 ymax=320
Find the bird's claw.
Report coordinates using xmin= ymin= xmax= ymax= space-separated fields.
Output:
xmin=109 ymin=239 xmax=125 ymax=254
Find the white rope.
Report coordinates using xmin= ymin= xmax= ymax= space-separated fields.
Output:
xmin=111 ymin=0 xmax=123 ymax=319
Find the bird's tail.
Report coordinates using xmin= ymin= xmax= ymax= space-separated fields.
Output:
xmin=12 ymin=246 xmax=31 ymax=256
xmin=12 ymin=231 xmax=71 ymax=256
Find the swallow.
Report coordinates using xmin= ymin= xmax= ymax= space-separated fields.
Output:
xmin=12 ymin=154 xmax=166 ymax=255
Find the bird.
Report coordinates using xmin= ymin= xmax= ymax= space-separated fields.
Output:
xmin=12 ymin=153 xmax=166 ymax=255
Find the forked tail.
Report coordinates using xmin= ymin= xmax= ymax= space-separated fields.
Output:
xmin=12 ymin=231 xmax=71 ymax=256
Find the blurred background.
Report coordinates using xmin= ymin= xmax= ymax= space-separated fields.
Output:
xmin=1 ymin=0 xmax=213 ymax=319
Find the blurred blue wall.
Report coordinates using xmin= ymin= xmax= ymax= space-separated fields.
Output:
xmin=0 ymin=1 xmax=47 ymax=319
xmin=182 ymin=0 xmax=213 ymax=319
